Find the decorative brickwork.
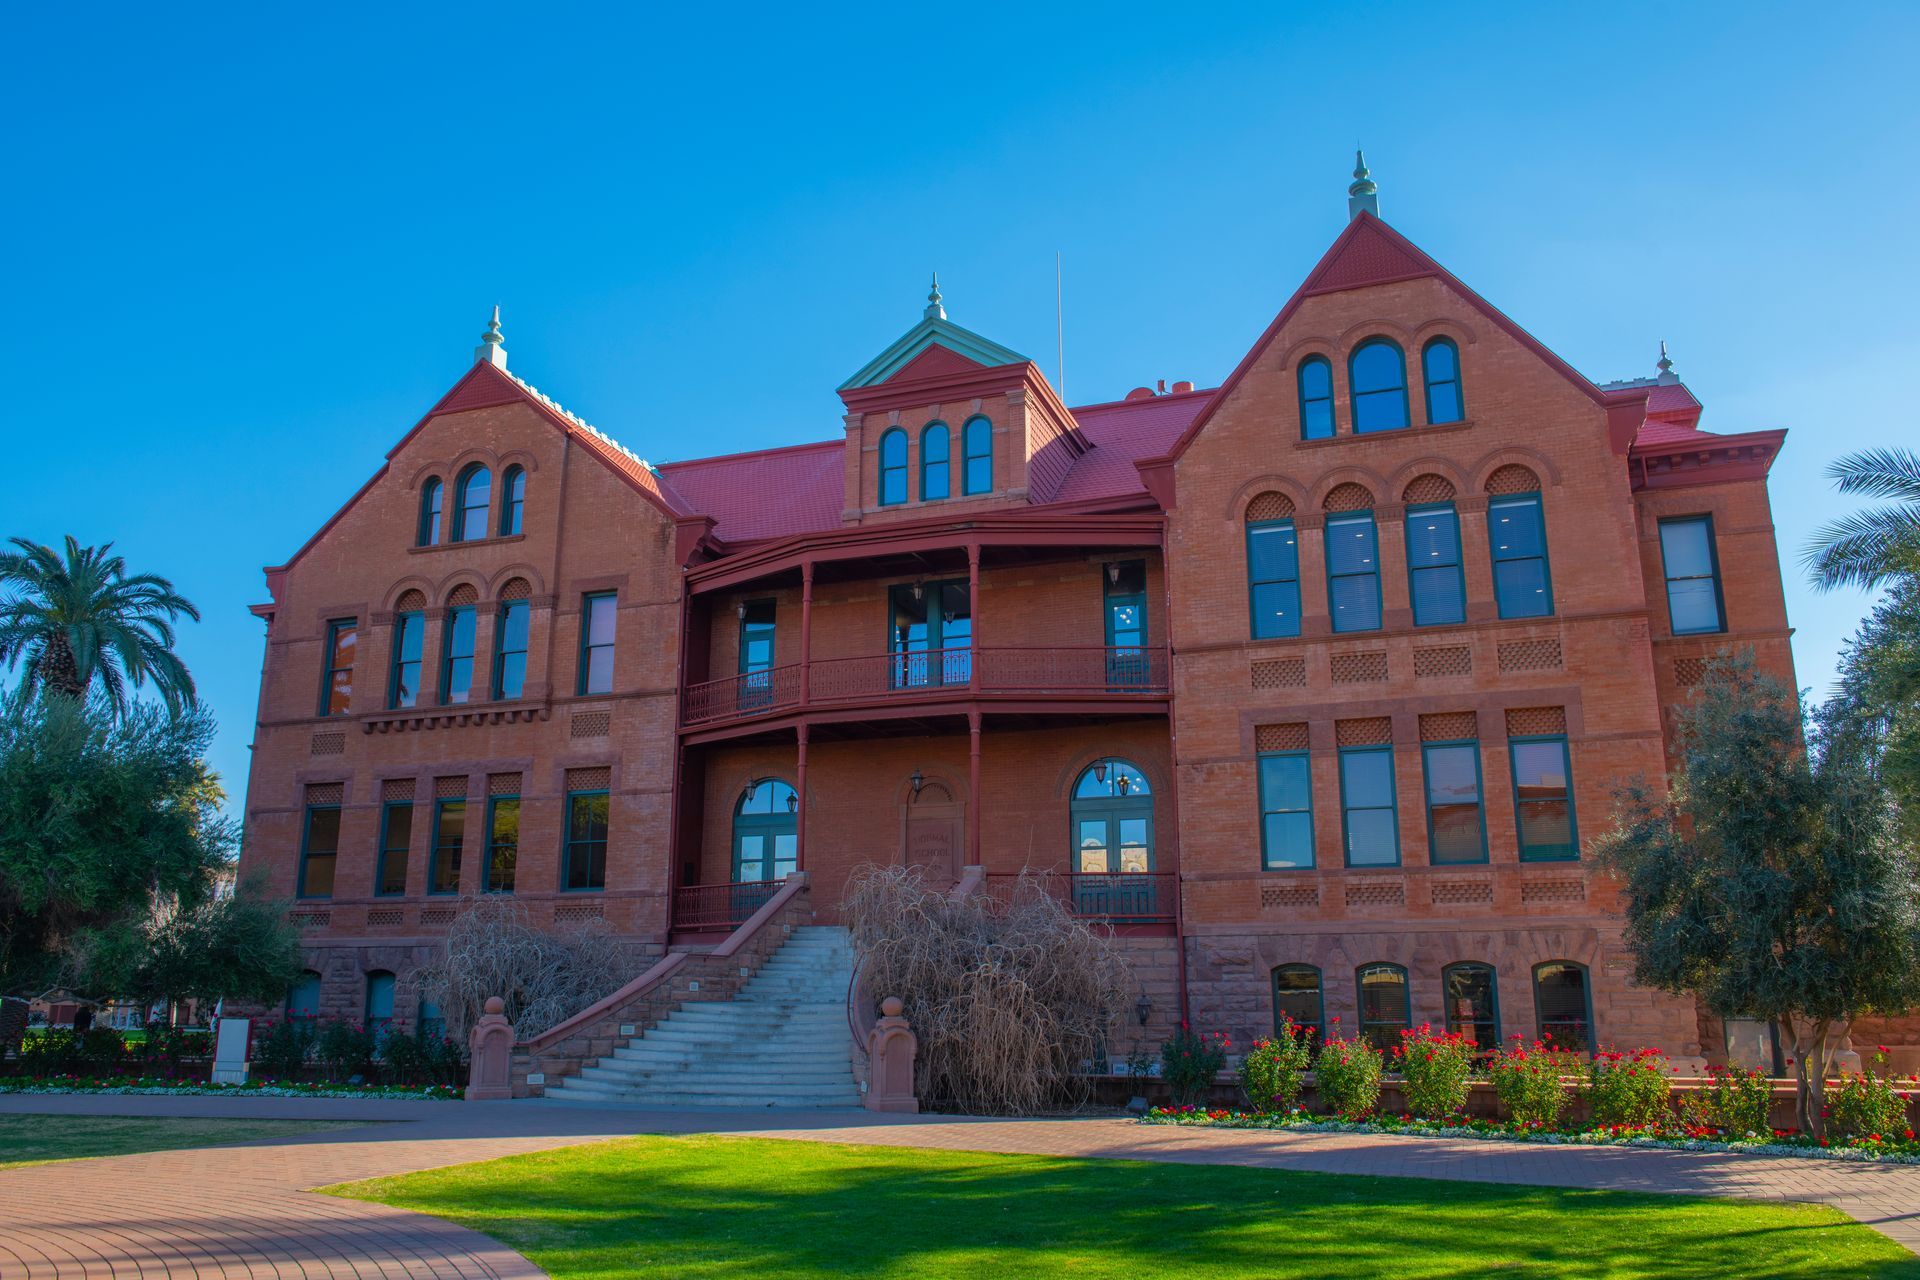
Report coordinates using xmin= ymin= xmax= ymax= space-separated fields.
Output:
xmin=1674 ymin=656 xmax=1708 ymax=687
xmin=1431 ymin=880 xmax=1494 ymax=906
xmin=499 ymin=576 xmax=532 ymax=600
xmin=291 ymin=909 xmax=330 ymax=930
xmin=571 ymin=710 xmax=612 ymax=737
xmin=1498 ymin=637 xmax=1564 ymax=673
xmin=1261 ymin=883 xmax=1319 ymax=910
xmin=1419 ymin=711 xmax=1478 ymax=742
xmin=1245 ymin=490 xmax=1293 ymax=521
xmin=566 ymin=766 xmax=612 ymax=790
xmin=1485 ymin=464 xmax=1541 ymax=495
xmin=1323 ymin=482 xmax=1373 ymax=512
xmin=1505 ymin=706 xmax=1568 ymax=737
xmin=382 ymin=778 xmax=415 ymax=801
xmin=367 ymin=907 xmax=404 ymax=927
xmin=489 ymin=772 xmax=521 ymax=796
xmin=1336 ymin=716 xmax=1393 ymax=747
xmin=435 ymin=775 xmax=467 ymax=799
xmin=554 ymin=901 xmax=604 ymax=923
xmin=1521 ymin=879 xmax=1585 ymax=905
xmin=1402 ymin=473 xmax=1455 ymax=504
xmin=310 ymin=731 xmax=345 ymax=756
xmin=394 ymin=589 xmax=427 ymax=612
xmin=1255 ymin=722 xmax=1310 ymax=752
xmin=1346 ymin=881 xmax=1407 ymax=908
xmin=447 ymin=583 xmax=479 ymax=607
xmin=1330 ymin=651 xmax=1389 ymax=684
xmin=1413 ymin=645 xmax=1472 ymax=678
xmin=421 ymin=905 xmax=457 ymax=926
xmin=1250 ymin=656 xmax=1307 ymax=689
xmin=305 ymin=782 xmax=343 ymax=805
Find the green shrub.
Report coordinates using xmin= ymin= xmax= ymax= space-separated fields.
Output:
xmin=1688 ymin=1064 xmax=1774 ymax=1137
xmin=1827 ymin=1050 xmax=1913 ymax=1141
xmin=1587 ymin=1047 xmax=1673 ymax=1129
xmin=314 ymin=1021 xmax=377 ymax=1080
xmin=1487 ymin=1038 xmax=1578 ymax=1128
xmin=378 ymin=1028 xmax=464 ymax=1086
xmin=1240 ymin=1019 xmax=1314 ymax=1113
xmin=1393 ymin=1024 xmax=1477 ymax=1120
xmin=1313 ymin=1033 xmax=1383 ymax=1118
xmin=252 ymin=1019 xmax=315 ymax=1079
xmin=1160 ymin=1024 xmax=1229 ymax=1107
xmin=16 ymin=1028 xmax=80 ymax=1072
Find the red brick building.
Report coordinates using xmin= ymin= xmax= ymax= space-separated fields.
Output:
xmin=240 ymin=175 xmax=1793 ymax=1062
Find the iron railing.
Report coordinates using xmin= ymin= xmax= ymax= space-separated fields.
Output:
xmin=670 ymin=879 xmax=783 ymax=932
xmin=978 ymin=871 xmax=1176 ymax=926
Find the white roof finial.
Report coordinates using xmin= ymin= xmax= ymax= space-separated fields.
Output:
xmin=1656 ymin=340 xmax=1678 ymax=384
xmin=1348 ymin=149 xmax=1379 ymax=221
xmin=925 ymin=272 xmax=946 ymax=321
xmin=475 ymin=305 xmax=508 ymax=369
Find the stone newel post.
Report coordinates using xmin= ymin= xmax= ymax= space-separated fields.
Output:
xmin=466 ymin=996 xmax=515 ymax=1101
xmin=864 ymin=996 xmax=918 ymax=1114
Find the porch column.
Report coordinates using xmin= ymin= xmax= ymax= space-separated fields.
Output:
xmin=795 ymin=722 xmax=810 ymax=872
xmin=967 ymin=708 xmax=982 ymax=869
xmin=799 ymin=560 xmax=815 ymax=706
xmin=967 ymin=542 xmax=981 ymax=670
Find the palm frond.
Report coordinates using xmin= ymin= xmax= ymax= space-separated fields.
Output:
xmin=1801 ymin=507 xmax=1920 ymax=591
xmin=1826 ymin=449 xmax=1920 ymax=501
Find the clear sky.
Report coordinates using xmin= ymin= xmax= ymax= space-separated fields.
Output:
xmin=3 ymin=3 xmax=1916 ymax=815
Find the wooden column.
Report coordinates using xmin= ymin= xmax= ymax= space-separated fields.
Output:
xmin=967 ymin=542 xmax=981 ymax=666
xmin=795 ymin=722 xmax=810 ymax=872
xmin=967 ymin=708 xmax=982 ymax=869
xmin=799 ymin=560 xmax=815 ymax=706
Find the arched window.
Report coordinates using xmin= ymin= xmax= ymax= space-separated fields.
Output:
xmin=364 ymin=970 xmax=396 ymax=1038
xmin=1071 ymin=759 xmax=1153 ymax=874
xmin=1422 ymin=338 xmax=1464 ymax=424
xmin=1349 ymin=339 xmax=1410 ymax=434
xmin=454 ymin=465 xmax=491 ymax=541
xmin=1356 ymin=962 xmax=1411 ymax=1052
xmin=1533 ymin=961 xmax=1594 ymax=1052
xmin=417 ymin=478 xmax=443 ymax=547
xmin=963 ymin=416 xmax=993 ymax=494
xmin=1297 ymin=356 xmax=1335 ymax=440
xmin=1272 ymin=964 xmax=1325 ymax=1042
xmin=878 ymin=429 xmax=908 ymax=506
xmin=1442 ymin=962 xmax=1500 ymax=1048
xmin=285 ymin=971 xmax=322 ymax=1021
xmin=499 ymin=465 xmax=525 ymax=536
xmin=733 ymin=779 xmax=798 ymax=883
xmin=921 ymin=422 xmax=951 ymax=500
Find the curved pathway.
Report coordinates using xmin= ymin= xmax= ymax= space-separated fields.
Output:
xmin=0 ymin=1094 xmax=1916 ymax=1276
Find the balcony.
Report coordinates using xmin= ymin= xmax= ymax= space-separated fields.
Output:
xmin=979 ymin=871 xmax=1176 ymax=928
xmin=681 ymin=645 xmax=1171 ymax=733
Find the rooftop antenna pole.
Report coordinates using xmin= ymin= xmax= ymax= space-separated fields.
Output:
xmin=1055 ymin=250 xmax=1065 ymax=401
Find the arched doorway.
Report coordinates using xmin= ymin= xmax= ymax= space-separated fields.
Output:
xmin=733 ymin=779 xmax=797 ymax=883
xmin=901 ymin=778 xmax=962 ymax=890
xmin=1070 ymin=759 xmax=1156 ymax=918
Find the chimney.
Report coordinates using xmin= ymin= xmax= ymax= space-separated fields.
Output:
xmin=1171 ymin=380 xmax=1195 ymax=394
xmin=475 ymin=306 xmax=508 ymax=369
xmin=1348 ymin=150 xmax=1379 ymax=221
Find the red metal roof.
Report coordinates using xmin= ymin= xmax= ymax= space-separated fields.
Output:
xmin=656 ymin=440 xmax=846 ymax=543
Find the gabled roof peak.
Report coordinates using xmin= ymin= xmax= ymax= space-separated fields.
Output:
xmin=1348 ymin=150 xmax=1379 ymax=220
xmin=475 ymin=305 xmax=507 ymax=369
xmin=839 ymin=279 xmax=1030 ymax=391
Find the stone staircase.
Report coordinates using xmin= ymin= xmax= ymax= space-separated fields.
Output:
xmin=545 ymin=925 xmax=860 ymax=1108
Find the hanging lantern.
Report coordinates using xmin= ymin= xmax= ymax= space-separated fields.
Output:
xmin=1093 ymin=759 xmax=1108 ymax=785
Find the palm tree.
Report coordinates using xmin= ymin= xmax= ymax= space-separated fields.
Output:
xmin=0 ymin=536 xmax=201 ymax=717
xmin=1803 ymin=448 xmax=1920 ymax=591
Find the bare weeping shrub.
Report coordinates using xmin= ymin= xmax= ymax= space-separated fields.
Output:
xmin=413 ymin=896 xmax=633 ymax=1042
xmin=843 ymin=864 xmax=1130 ymax=1115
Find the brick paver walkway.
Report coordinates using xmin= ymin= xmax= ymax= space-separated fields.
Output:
xmin=1 ymin=1093 xmax=1916 ymax=1276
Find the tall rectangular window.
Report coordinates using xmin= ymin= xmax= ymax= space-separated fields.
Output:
xmin=1511 ymin=736 xmax=1577 ymax=861
xmin=962 ymin=416 xmax=992 ymax=494
xmin=430 ymin=799 xmax=466 ymax=894
xmin=1489 ymin=494 xmax=1553 ymax=618
xmin=1247 ymin=521 xmax=1301 ymax=639
xmin=389 ymin=611 xmax=423 ymax=709
xmin=486 ymin=795 xmax=519 ymax=893
xmin=375 ymin=801 xmax=412 ymax=897
xmin=1405 ymin=503 xmax=1466 ymax=626
xmin=579 ymin=592 xmax=616 ymax=695
xmin=1660 ymin=516 xmax=1726 ymax=635
xmin=1339 ymin=746 xmax=1399 ymax=867
xmin=1422 ymin=742 xmax=1486 ymax=864
xmin=1258 ymin=752 xmax=1315 ymax=869
xmin=493 ymin=600 xmax=529 ymax=699
xmin=318 ymin=620 xmax=356 ymax=716
xmin=565 ymin=790 xmax=610 ymax=890
xmin=297 ymin=804 xmax=340 ymax=898
xmin=440 ymin=606 xmax=476 ymax=705
xmin=1325 ymin=512 xmax=1382 ymax=633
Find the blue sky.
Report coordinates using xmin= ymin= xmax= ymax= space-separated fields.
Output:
xmin=3 ymin=3 xmax=1916 ymax=813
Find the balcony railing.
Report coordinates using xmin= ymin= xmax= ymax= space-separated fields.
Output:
xmin=671 ymin=879 xmax=783 ymax=932
xmin=681 ymin=645 xmax=1170 ymax=729
xmin=978 ymin=871 xmax=1176 ymax=927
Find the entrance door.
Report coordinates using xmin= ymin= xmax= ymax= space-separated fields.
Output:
xmin=1104 ymin=560 xmax=1148 ymax=687
xmin=1070 ymin=759 xmax=1156 ymax=918
xmin=890 ymin=580 xmax=972 ymax=688
xmin=732 ymin=780 xmax=797 ymax=883
xmin=738 ymin=598 xmax=776 ymax=710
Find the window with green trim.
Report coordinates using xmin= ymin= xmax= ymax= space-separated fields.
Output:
xmin=375 ymin=801 xmax=412 ymax=897
xmin=579 ymin=592 xmax=616 ymax=695
xmin=285 ymin=971 xmax=321 ymax=1021
xmin=493 ymin=600 xmax=529 ymax=700
xmin=1533 ymin=961 xmax=1594 ymax=1052
xmin=878 ymin=428 xmax=908 ymax=505
xmin=1273 ymin=964 xmax=1325 ymax=1042
xmin=1298 ymin=356 xmax=1335 ymax=440
xmin=429 ymin=799 xmax=465 ymax=895
xmin=440 ymin=605 xmax=475 ymax=705
xmin=1659 ymin=515 xmax=1726 ymax=635
xmin=920 ymin=422 xmax=950 ymax=500
xmin=963 ymin=416 xmax=992 ymax=494
xmin=297 ymin=804 xmax=340 ymax=899
xmin=1511 ymin=736 xmax=1577 ymax=860
xmin=1405 ymin=503 xmax=1465 ymax=625
xmin=485 ymin=795 xmax=519 ymax=893
xmin=565 ymin=790 xmax=610 ymax=890
xmin=1422 ymin=338 xmax=1464 ymax=424
xmin=365 ymin=970 xmax=396 ymax=1037
xmin=1247 ymin=520 xmax=1301 ymax=639
xmin=389 ymin=611 xmax=423 ymax=709
xmin=1349 ymin=339 xmax=1410 ymax=433
xmin=1422 ymin=741 xmax=1486 ymax=864
xmin=454 ymin=464 xmax=491 ymax=542
xmin=1258 ymin=751 xmax=1314 ymax=869
xmin=1326 ymin=512 xmax=1382 ymax=633
xmin=319 ymin=619 xmax=356 ymax=716
xmin=1339 ymin=745 xmax=1399 ymax=867
xmin=1443 ymin=962 xmax=1499 ymax=1048
xmin=1489 ymin=494 xmax=1553 ymax=618
xmin=499 ymin=465 xmax=525 ymax=536
xmin=417 ymin=478 xmax=443 ymax=547
xmin=1357 ymin=962 xmax=1411 ymax=1052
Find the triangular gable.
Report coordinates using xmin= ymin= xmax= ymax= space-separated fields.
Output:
xmin=1150 ymin=212 xmax=1618 ymax=465
xmin=839 ymin=316 xmax=1029 ymax=390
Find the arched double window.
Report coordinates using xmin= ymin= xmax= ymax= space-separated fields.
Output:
xmin=1272 ymin=964 xmax=1325 ymax=1042
xmin=1071 ymin=760 xmax=1153 ymax=875
xmin=921 ymin=422 xmax=951 ymax=500
xmin=1422 ymin=338 xmax=1464 ymax=424
xmin=1297 ymin=356 xmax=1335 ymax=440
xmin=417 ymin=478 xmax=443 ymax=547
xmin=499 ymin=465 xmax=526 ymax=536
xmin=733 ymin=779 xmax=798 ymax=883
xmin=454 ymin=464 xmax=491 ymax=542
xmin=1533 ymin=961 xmax=1594 ymax=1052
xmin=1356 ymin=962 xmax=1410 ymax=1051
xmin=963 ymin=416 xmax=993 ymax=493
xmin=1442 ymin=962 xmax=1500 ymax=1048
xmin=878 ymin=429 xmax=908 ymax=506
xmin=1349 ymin=339 xmax=1410 ymax=433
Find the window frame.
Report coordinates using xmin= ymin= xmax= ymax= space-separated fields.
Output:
xmin=439 ymin=604 xmax=476 ymax=706
xmin=1272 ymin=963 xmax=1326 ymax=1043
xmin=1510 ymin=733 xmax=1579 ymax=862
xmin=285 ymin=971 xmax=322 ymax=1021
xmin=564 ymin=788 xmax=611 ymax=891
xmin=1532 ymin=960 xmax=1596 ymax=1053
xmin=1325 ymin=510 xmax=1384 ymax=634
xmin=485 ymin=794 xmax=519 ymax=894
xmin=1356 ymin=962 xmax=1412 ymax=1052
xmin=1421 ymin=337 xmax=1465 ymax=425
xmin=1297 ymin=355 xmax=1336 ymax=440
xmin=317 ymin=618 xmax=357 ymax=717
xmin=877 ymin=427 xmax=908 ymax=506
xmin=296 ymin=802 xmax=341 ymax=899
xmin=388 ymin=610 xmax=424 ymax=709
xmin=492 ymin=599 xmax=530 ymax=700
xmin=1338 ymin=743 xmax=1400 ymax=868
xmin=578 ymin=591 xmax=617 ymax=696
xmin=1257 ymin=749 xmax=1315 ymax=870
xmin=1658 ymin=514 xmax=1727 ymax=636
xmin=499 ymin=465 xmax=525 ymax=537
xmin=1421 ymin=739 xmax=1488 ymax=865
xmin=962 ymin=415 xmax=993 ymax=494
xmin=429 ymin=797 xmax=466 ymax=896
xmin=453 ymin=464 xmax=491 ymax=542
xmin=1489 ymin=492 xmax=1555 ymax=619
xmin=1246 ymin=518 xmax=1302 ymax=640
xmin=375 ymin=799 xmax=413 ymax=897
xmin=920 ymin=421 xmax=951 ymax=501
xmin=1348 ymin=338 xmax=1411 ymax=434
xmin=364 ymin=970 xmax=396 ymax=1037
xmin=1441 ymin=961 xmax=1500 ymax=1048
xmin=417 ymin=478 xmax=443 ymax=547
xmin=1404 ymin=501 xmax=1466 ymax=626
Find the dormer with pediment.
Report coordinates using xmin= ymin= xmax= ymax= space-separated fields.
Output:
xmin=835 ymin=278 xmax=1086 ymax=524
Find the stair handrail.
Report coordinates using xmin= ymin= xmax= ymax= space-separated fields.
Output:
xmin=847 ymin=865 xmax=985 ymax=1062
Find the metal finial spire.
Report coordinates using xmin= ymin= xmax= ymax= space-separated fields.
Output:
xmin=1347 ymin=149 xmax=1379 ymax=221
xmin=1655 ymin=340 xmax=1678 ymax=384
xmin=475 ymin=305 xmax=508 ymax=369
xmin=925 ymin=272 xmax=946 ymax=321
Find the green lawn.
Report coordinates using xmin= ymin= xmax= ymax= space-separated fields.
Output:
xmin=0 ymin=1114 xmax=356 ymax=1170
xmin=328 ymin=1133 xmax=1920 ymax=1279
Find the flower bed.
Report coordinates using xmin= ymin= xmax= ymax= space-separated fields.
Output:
xmin=0 ymin=1073 xmax=458 ymax=1100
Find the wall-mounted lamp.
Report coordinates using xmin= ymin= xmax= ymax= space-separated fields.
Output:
xmin=1136 ymin=993 xmax=1153 ymax=1026
xmin=1107 ymin=562 xmax=1121 ymax=585
xmin=742 ymin=775 xmax=760 ymax=804
xmin=911 ymin=580 xmax=924 ymax=601
xmin=736 ymin=601 xmax=747 ymax=621
xmin=909 ymin=768 xmax=925 ymax=800
xmin=786 ymin=791 xmax=799 ymax=814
